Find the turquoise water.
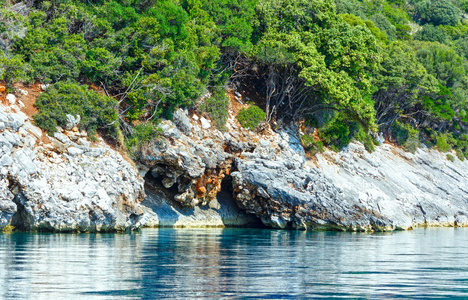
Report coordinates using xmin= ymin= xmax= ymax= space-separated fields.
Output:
xmin=1 ymin=228 xmax=468 ymax=299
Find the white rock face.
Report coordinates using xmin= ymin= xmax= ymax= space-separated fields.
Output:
xmin=6 ymin=94 xmax=16 ymax=105
xmin=0 ymin=104 xmax=146 ymax=232
xmin=138 ymin=108 xmax=468 ymax=231
xmin=66 ymin=114 xmax=80 ymax=130
xmin=311 ymin=143 xmax=468 ymax=229
xmin=200 ymin=117 xmax=211 ymax=129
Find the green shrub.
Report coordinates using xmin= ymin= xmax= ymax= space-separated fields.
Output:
xmin=436 ymin=133 xmax=451 ymax=152
xmin=391 ymin=121 xmax=420 ymax=153
xmin=301 ymin=134 xmax=324 ymax=155
xmin=370 ymin=14 xmax=396 ymax=41
xmin=200 ymin=87 xmax=229 ymax=130
xmin=319 ymin=116 xmax=354 ymax=152
xmin=237 ymin=105 xmax=265 ymax=131
xmin=354 ymin=127 xmax=376 ymax=153
xmin=456 ymin=148 xmax=465 ymax=161
xmin=414 ymin=25 xmax=448 ymax=44
xmin=34 ymin=81 xmax=119 ymax=139
xmin=0 ymin=53 xmax=31 ymax=86
xmin=422 ymin=0 xmax=460 ymax=26
xmin=447 ymin=153 xmax=455 ymax=162
xmin=125 ymin=122 xmax=162 ymax=159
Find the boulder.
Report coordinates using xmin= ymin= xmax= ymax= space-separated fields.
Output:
xmin=6 ymin=94 xmax=16 ymax=105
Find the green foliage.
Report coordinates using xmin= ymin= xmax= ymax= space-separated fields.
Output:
xmin=370 ymin=14 xmax=396 ymax=41
xmin=335 ymin=0 xmax=366 ymax=19
xmin=460 ymin=0 xmax=468 ymax=13
xmin=340 ymin=14 xmax=388 ymax=42
xmin=200 ymin=87 xmax=229 ymax=130
xmin=421 ymin=0 xmax=460 ymax=26
xmin=414 ymin=25 xmax=448 ymax=44
xmin=317 ymin=113 xmax=375 ymax=152
xmin=237 ymin=105 xmax=266 ymax=131
xmin=125 ymin=122 xmax=162 ymax=158
xmin=301 ymin=134 xmax=324 ymax=155
xmin=456 ymin=148 xmax=465 ymax=161
xmin=34 ymin=81 xmax=119 ymax=138
xmin=4 ymin=0 xmax=468 ymax=158
xmin=436 ymin=133 xmax=451 ymax=152
xmin=446 ymin=153 xmax=455 ymax=162
xmin=319 ymin=115 xmax=353 ymax=151
xmin=391 ymin=121 xmax=421 ymax=153
xmin=354 ymin=126 xmax=376 ymax=152
xmin=0 ymin=53 xmax=31 ymax=86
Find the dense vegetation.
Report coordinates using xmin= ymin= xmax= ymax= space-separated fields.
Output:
xmin=2 ymin=0 xmax=468 ymax=156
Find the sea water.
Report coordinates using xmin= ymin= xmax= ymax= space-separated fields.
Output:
xmin=1 ymin=228 xmax=467 ymax=299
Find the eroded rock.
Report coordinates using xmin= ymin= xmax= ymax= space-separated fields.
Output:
xmin=0 ymin=104 xmax=146 ymax=232
xmin=137 ymin=107 xmax=468 ymax=231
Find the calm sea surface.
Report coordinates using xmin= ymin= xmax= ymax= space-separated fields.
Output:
xmin=1 ymin=228 xmax=468 ymax=299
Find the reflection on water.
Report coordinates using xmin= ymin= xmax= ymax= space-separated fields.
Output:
xmin=1 ymin=228 xmax=468 ymax=299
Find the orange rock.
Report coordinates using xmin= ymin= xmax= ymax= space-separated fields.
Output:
xmin=0 ymin=86 xmax=5 ymax=93
xmin=72 ymin=126 xmax=78 ymax=132
xmin=196 ymin=186 xmax=207 ymax=197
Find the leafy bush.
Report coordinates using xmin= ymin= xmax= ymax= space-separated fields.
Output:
xmin=414 ymin=25 xmax=448 ymax=44
xmin=0 ymin=53 xmax=31 ymax=86
xmin=320 ymin=117 xmax=352 ymax=152
xmin=34 ymin=81 xmax=119 ymax=138
xmin=354 ymin=127 xmax=376 ymax=152
xmin=370 ymin=14 xmax=396 ymax=41
xmin=335 ymin=0 xmax=366 ymax=19
xmin=436 ymin=133 xmax=451 ymax=152
xmin=456 ymin=148 xmax=465 ymax=161
xmin=237 ymin=105 xmax=266 ymax=131
xmin=447 ymin=153 xmax=455 ymax=162
xmin=125 ymin=122 xmax=162 ymax=159
xmin=301 ymin=134 xmax=324 ymax=155
xmin=422 ymin=0 xmax=460 ymax=26
xmin=391 ymin=121 xmax=420 ymax=153
xmin=200 ymin=88 xmax=229 ymax=130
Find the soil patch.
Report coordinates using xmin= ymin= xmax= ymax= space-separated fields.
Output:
xmin=4 ymin=82 xmax=42 ymax=118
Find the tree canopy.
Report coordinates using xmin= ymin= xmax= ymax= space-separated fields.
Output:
xmin=2 ymin=0 xmax=468 ymax=155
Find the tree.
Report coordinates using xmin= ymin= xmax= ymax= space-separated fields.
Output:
xmin=373 ymin=41 xmax=438 ymax=133
xmin=422 ymin=0 xmax=460 ymax=26
xmin=250 ymin=0 xmax=381 ymax=130
xmin=370 ymin=14 xmax=396 ymax=41
xmin=414 ymin=24 xmax=448 ymax=44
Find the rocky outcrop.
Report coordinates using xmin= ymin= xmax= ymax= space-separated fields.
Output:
xmin=4 ymin=93 xmax=468 ymax=232
xmin=137 ymin=109 xmax=261 ymax=227
xmin=142 ymin=179 xmax=258 ymax=228
xmin=139 ymin=106 xmax=468 ymax=232
xmin=138 ymin=109 xmax=236 ymax=209
xmin=0 ymin=104 xmax=145 ymax=232
xmin=232 ymin=139 xmax=468 ymax=231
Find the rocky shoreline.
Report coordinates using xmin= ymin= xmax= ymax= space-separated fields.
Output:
xmin=0 ymin=100 xmax=146 ymax=232
xmin=2 ymin=96 xmax=468 ymax=232
xmin=137 ymin=108 xmax=468 ymax=232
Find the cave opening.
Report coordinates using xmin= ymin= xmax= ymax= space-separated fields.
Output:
xmin=141 ymin=165 xmax=264 ymax=228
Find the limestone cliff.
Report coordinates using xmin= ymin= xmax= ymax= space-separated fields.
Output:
xmin=138 ymin=105 xmax=468 ymax=232
xmin=0 ymin=99 xmax=146 ymax=232
xmin=3 ymin=89 xmax=468 ymax=232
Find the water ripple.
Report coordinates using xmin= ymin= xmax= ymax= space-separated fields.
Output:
xmin=1 ymin=228 xmax=468 ymax=299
